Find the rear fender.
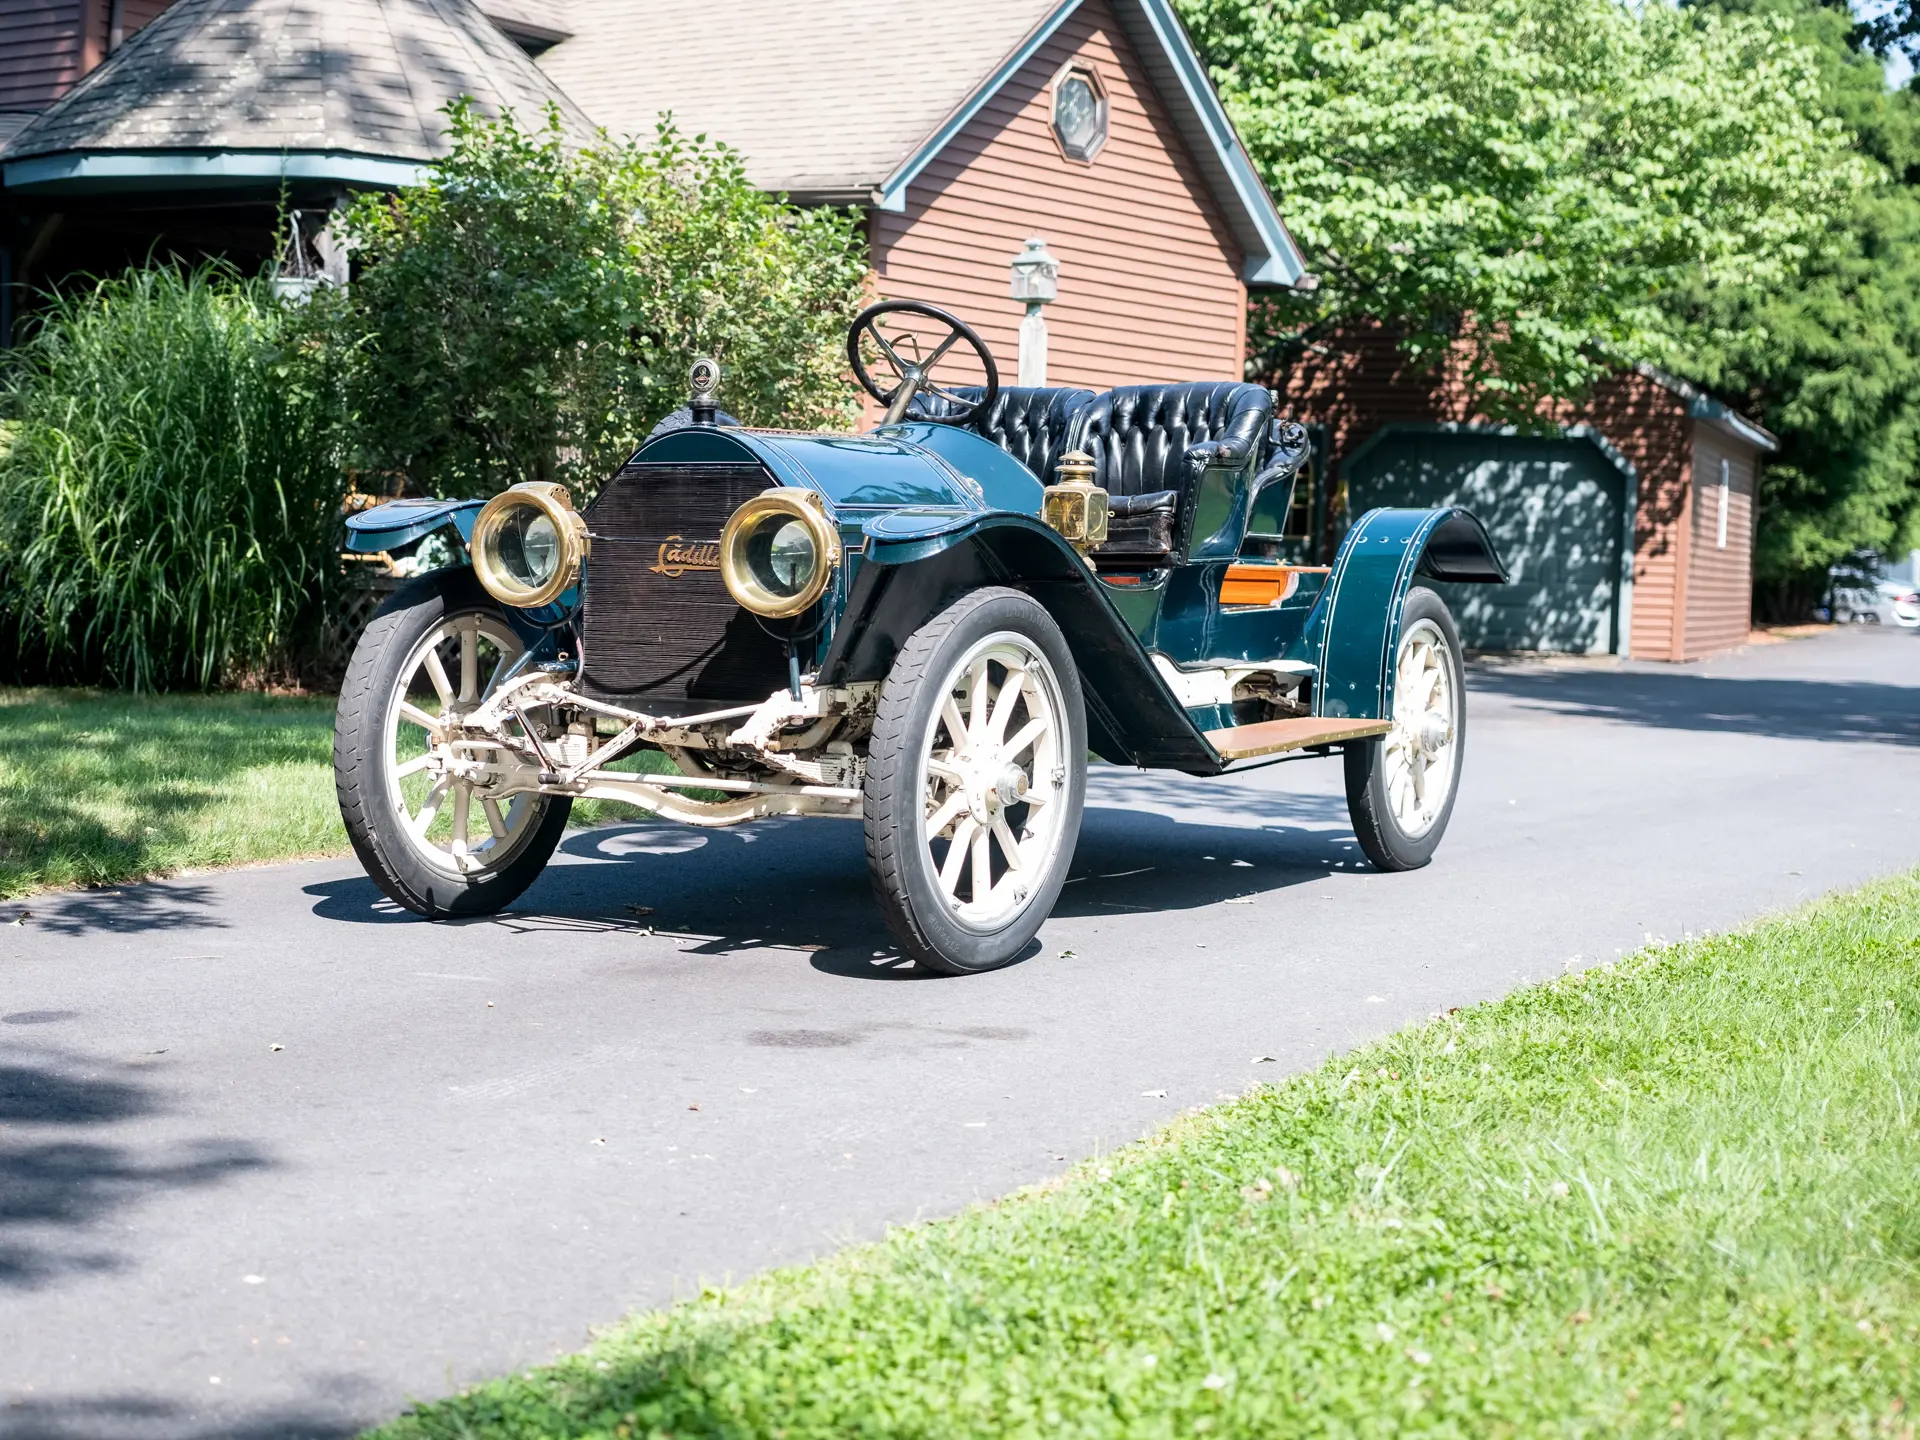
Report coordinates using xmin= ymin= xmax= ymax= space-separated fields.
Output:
xmin=818 ymin=512 xmax=1217 ymax=769
xmin=1308 ymin=507 xmax=1507 ymax=720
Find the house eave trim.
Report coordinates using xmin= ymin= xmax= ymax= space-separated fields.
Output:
xmin=2 ymin=149 xmax=430 ymax=194
xmin=876 ymin=0 xmax=1084 ymax=213
xmin=1633 ymin=362 xmax=1778 ymax=453
xmin=1121 ymin=0 xmax=1306 ymax=288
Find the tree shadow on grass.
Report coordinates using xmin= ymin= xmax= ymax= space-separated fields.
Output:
xmin=0 ymin=689 xmax=335 ymax=900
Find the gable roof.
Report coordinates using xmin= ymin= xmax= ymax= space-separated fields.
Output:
xmin=539 ymin=0 xmax=1307 ymax=287
xmin=1636 ymin=364 xmax=1778 ymax=452
xmin=1 ymin=0 xmax=593 ymax=192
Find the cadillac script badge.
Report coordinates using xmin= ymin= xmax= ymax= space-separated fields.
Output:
xmin=649 ymin=535 xmax=721 ymax=577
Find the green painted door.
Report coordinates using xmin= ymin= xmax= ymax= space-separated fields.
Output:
xmin=1345 ymin=432 xmax=1626 ymax=653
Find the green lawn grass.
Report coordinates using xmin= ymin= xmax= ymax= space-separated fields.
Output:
xmin=0 ymin=687 xmax=668 ymax=898
xmin=373 ymin=875 xmax=1920 ymax=1439
xmin=0 ymin=686 xmax=344 ymax=896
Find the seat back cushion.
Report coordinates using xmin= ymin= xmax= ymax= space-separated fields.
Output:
xmin=1072 ymin=382 xmax=1274 ymax=501
xmin=907 ymin=386 xmax=1096 ymax=479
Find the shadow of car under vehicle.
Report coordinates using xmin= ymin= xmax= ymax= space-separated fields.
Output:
xmin=302 ymin=794 xmax=1364 ymax=977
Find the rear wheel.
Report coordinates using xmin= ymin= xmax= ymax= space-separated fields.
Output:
xmin=1344 ymin=586 xmax=1465 ymax=871
xmin=334 ymin=568 xmax=571 ymax=917
xmin=864 ymin=588 xmax=1086 ymax=974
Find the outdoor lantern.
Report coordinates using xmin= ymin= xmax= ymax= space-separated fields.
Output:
xmin=1009 ymin=236 xmax=1061 ymax=385
xmin=1009 ymin=236 xmax=1060 ymax=304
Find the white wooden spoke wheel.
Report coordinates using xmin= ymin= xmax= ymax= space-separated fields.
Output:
xmin=383 ymin=611 xmax=538 ymax=876
xmin=865 ymin=587 xmax=1088 ymax=974
xmin=1381 ymin=617 xmax=1459 ymax=840
xmin=334 ymin=570 xmax=572 ymax=918
xmin=918 ymin=633 xmax=1070 ymax=930
xmin=1343 ymin=587 xmax=1466 ymax=872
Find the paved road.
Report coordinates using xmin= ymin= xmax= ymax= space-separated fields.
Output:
xmin=5 ymin=628 xmax=1920 ymax=1439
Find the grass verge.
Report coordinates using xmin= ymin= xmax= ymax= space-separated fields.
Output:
xmin=375 ymin=874 xmax=1920 ymax=1438
xmin=0 ymin=687 xmax=670 ymax=898
xmin=0 ymin=687 xmax=343 ymax=896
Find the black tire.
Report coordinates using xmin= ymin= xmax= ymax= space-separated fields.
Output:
xmin=334 ymin=567 xmax=571 ymax=918
xmin=1344 ymin=586 xmax=1465 ymax=872
xmin=864 ymin=587 xmax=1087 ymax=974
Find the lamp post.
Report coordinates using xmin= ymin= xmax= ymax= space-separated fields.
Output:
xmin=1009 ymin=236 xmax=1060 ymax=387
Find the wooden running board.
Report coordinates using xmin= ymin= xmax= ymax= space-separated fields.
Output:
xmin=1204 ymin=715 xmax=1391 ymax=762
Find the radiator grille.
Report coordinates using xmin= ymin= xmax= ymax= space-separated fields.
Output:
xmin=579 ymin=461 xmax=789 ymax=712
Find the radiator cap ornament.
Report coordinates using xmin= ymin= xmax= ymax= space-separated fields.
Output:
xmin=689 ymin=357 xmax=721 ymax=426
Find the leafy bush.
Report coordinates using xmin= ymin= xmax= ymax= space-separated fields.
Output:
xmin=331 ymin=104 xmax=869 ymax=499
xmin=0 ymin=266 xmax=344 ymax=691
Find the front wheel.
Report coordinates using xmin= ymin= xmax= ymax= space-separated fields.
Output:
xmin=864 ymin=588 xmax=1087 ymax=974
xmin=334 ymin=568 xmax=571 ymax=917
xmin=1344 ymin=586 xmax=1465 ymax=871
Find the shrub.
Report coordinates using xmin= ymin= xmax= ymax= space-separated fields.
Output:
xmin=331 ymin=104 xmax=870 ymax=499
xmin=0 ymin=265 xmax=344 ymax=691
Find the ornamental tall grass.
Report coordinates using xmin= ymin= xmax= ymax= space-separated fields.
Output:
xmin=0 ymin=266 xmax=344 ymax=691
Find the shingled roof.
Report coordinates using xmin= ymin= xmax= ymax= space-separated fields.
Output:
xmin=536 ymin=0 xmax=1305 ymax=285
xmin=539 ymin=0 xmax=1056 ymax=201
xmin=1 ymin=0 xmax=593 ymax=187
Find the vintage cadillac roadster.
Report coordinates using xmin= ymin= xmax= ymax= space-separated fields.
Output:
xmin=334 ymin=301 xmax=1505 ymax=973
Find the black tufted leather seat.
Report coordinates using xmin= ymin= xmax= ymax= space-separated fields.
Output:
xmin=906 ymin=386 xmax=1096 ymax=481
xmin=1071 ymin=382 xmax=1274 ymax=563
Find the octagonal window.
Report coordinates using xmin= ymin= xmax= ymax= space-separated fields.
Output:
xmin=1052 ymin=65 xmax=1108 ymax=162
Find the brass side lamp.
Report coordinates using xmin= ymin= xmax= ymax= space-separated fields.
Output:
xmin=1043 ymin=449 xmax=1109 ymax=553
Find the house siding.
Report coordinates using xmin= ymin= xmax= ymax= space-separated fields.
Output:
xmin=0 ymin=0 xmax=98 ymax=112
xmin=869 ymin=0 xmax=1245 ymax=395
xmin=0 ymin=0 xmax=174 ymax=114
xmin=1682 ymin=423 xmax=1758 ymax=658
xmin=1269 ymin=324 xmax=1720 ymax=661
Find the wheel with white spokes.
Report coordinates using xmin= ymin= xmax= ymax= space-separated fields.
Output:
xmin=1344 ymin=586 xmax=1465 ymax=871
xmin=865 ymin=587 xmax=1086 ymax=974
xmin=334 ymin=568 xmax=571 ymax=917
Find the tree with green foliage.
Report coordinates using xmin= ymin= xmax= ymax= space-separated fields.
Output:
xmin=1665 ymin=0 xmax=1920 ymax=615
xmin=329 ymin=104 xmax=869 ymax=500
xmin=0 ymin=266 xmax=345 ymax=691
xmin=1176 ymin=0 xmax=1869 ymax=425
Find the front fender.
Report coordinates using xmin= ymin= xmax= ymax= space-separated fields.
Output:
xmin=343 ymin=498 xmax=484 ymax=553
xmin=1308 ymin=507 xmax=1506 ymax=721
xmin=820 ymin=512 xmax=1218 ymax=769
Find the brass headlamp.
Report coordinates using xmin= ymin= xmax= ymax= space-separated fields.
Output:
xmin=720 ymin=487 xmax=840 ymax=618
xmin=471 ymin=482 xmax=589 ymax=609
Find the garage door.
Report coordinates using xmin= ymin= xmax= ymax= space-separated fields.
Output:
xmin=1345 ymin=431 xmax=1626 ymax=653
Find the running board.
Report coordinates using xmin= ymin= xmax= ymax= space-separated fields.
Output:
xmin=1204 ymin=716 xmax=1391 ymax=762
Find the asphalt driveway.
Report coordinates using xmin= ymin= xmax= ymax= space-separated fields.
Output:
xmin=5 ymin=627 xmax=1920 ymax=1439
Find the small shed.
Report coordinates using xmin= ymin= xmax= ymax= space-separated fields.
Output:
xmin=1275 ymin=328 xmax=1776 ymax=662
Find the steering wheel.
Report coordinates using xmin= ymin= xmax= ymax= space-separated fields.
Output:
xmin=847 ymin=300 xmax=1000 ymax=428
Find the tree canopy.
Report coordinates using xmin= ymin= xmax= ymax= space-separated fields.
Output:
xmin=1178 ymin=0 xmax=1920 ymax=606
xmin=1179 ymin=0 xmax=1868 ymax=423
xmin=1663 ymin=0 xmax=1920 ymax=611
xmin=329 ymin=104 xmax=868 ymax=499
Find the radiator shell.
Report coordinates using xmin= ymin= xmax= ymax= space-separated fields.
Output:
xmin=579 ymin=461 xmax=790 ymax=712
